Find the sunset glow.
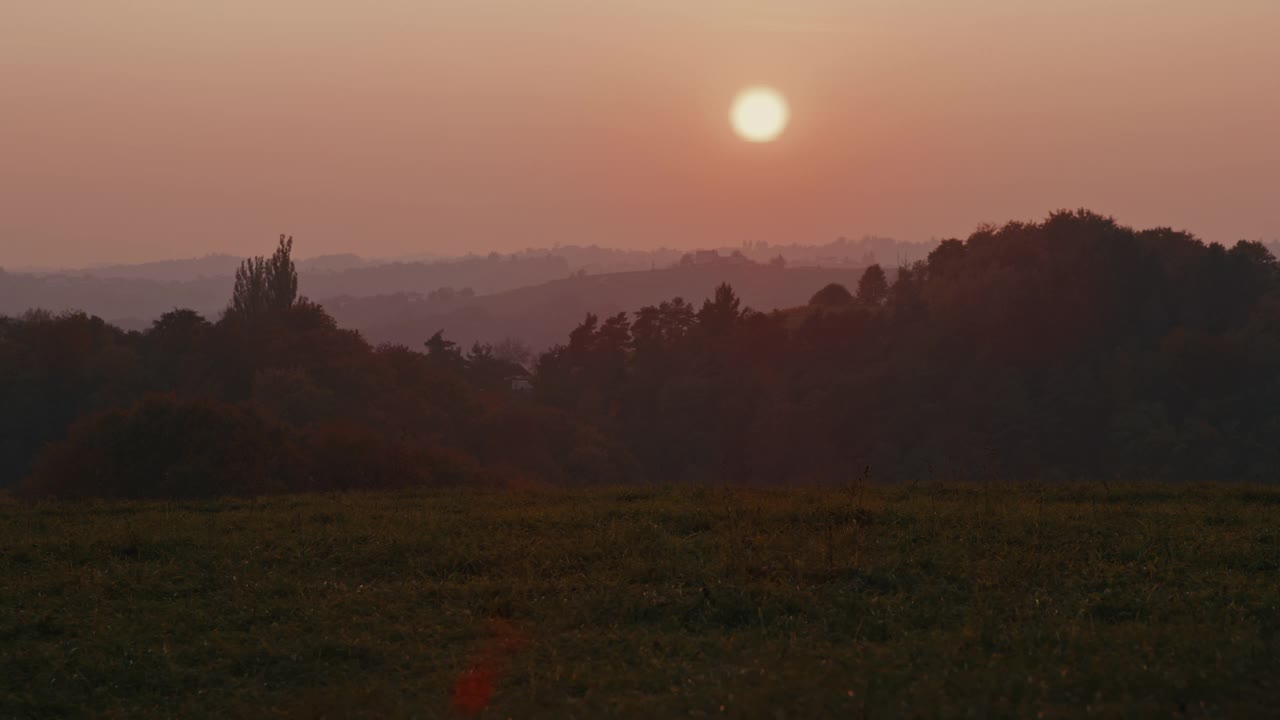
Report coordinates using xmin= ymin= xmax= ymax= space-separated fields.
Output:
xmin=730 ymin=87 xmax=789 ymax=143
xmin=2 ymin=2 xmax=1279 ymax=265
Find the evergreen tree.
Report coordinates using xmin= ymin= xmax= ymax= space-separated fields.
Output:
xmin=856 ymin=264 xmax=889 ymax=306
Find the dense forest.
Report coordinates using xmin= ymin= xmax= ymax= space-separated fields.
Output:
xmin=3 ymin=211 xmax=1278 ymax=497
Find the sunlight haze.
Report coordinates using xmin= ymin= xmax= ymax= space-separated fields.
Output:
xmin=3 ymin=0 xmax=1278 ymax=265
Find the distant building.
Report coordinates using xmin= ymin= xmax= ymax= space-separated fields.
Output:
xmin=509 ymin=377 xmax=533 ymax=392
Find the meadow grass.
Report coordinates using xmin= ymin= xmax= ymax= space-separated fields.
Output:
xmin=2 ymin=482 xmax=1277 ymax=718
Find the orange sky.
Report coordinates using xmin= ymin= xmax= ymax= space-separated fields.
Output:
xmin=3 ymin=1 xmax=1278 ymax=266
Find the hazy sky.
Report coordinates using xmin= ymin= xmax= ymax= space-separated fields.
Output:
xmin=4 ymin=1 xmax=1278 ymax=266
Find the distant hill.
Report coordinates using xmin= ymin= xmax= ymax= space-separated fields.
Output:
xmin=41 ymin=253 xmax=371 ymax=282
xmin=58 ymin=254 xmax=246 ymax=282
xmin=323 ymin=262 xmax=874 ymax=350
xmin=0 ymin=255 xmax=573 ymax=328
xmin=0 ymin=245 xmax=904 ymax=332
xmin=301 ymin=255 xmax=569 ymax=299
xmin=507 ymin=236 xmax=937 ymax=274
xmin=2 ymin=236 xmax=943 ymax=329
xmin=0 ymin=271 xmax=229 ymax=330
xmin=10 ymin=234 xmax=1270 ymax=340
xmin=26 ymin=235 xmax=931 ymax=281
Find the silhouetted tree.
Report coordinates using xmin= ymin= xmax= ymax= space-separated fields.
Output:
xmin=889 ymin=262 xmax=928 ymax=321
xmin=927 ymin=238 xmax=967 ymax=277
xmin=229 ymin=234 xmax=298 ymax=316
xmin=698 ymin=283 xmax=744 ymax=335
xmin=809 ymin=283 xmax=854 ymax=307
xmin=425 ymin=330 xmax=465 ymax=372
xmin=856 ymin=265 xmax=889 ymax=306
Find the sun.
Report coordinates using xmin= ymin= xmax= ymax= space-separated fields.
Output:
xmin=730 ymin=87 xmax=789 ymax=143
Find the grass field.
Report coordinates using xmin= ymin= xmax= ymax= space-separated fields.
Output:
xmin=3 ymin=483 xmax=1278 ymax=718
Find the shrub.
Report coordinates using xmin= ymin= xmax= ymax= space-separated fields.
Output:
xmin=809 ymin=283 xmax=854 ymax=307
xmin=24 ymin=394 xmax=298 ymax=499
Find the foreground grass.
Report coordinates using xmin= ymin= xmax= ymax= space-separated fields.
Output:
xmin=2 ymin=483 xmax=1278 ymax=719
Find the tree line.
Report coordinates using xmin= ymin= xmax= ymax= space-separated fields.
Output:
xmin=535 ymin=211 xmax=1280 ymax=483
xmin=1 ymin=236 xmax=631 ymax=498
xmin=2 ymin=211 xmax=1277 ymax=497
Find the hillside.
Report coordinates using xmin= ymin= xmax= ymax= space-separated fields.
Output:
xmin=0 ymin=255 xmax=572 ymax=329
xmin=323 ymin=263 xmax=873 ymax=350
xmin=0 ymin=236 xmax=952 ymax=331
xmin=0 ymin=271 xmax=229 ymax=330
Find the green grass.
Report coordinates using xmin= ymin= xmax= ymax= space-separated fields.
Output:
xmin=2 ymin=483 xmax=1278 ymax=718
